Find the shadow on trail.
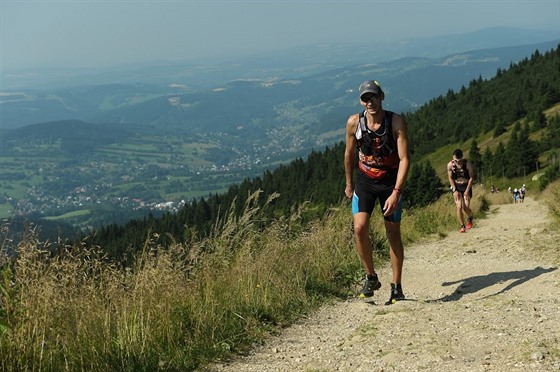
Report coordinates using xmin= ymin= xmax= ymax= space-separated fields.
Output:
xmin=363 ymin=298 xmax=418 ymax=307
xmin=427 ymin=266 xmax=557 ymax=302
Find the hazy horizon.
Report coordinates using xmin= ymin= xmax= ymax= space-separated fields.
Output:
xmin=1 ymin=0 xmax=559 ymax=72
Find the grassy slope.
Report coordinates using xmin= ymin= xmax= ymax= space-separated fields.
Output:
xmin=422 ymin=102 xmax=560 ymax=192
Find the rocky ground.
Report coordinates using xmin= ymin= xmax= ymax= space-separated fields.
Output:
xmin=204 ymin=196 xmax=560 ymax=371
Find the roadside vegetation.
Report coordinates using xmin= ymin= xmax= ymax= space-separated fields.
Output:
xmin=4 ymin=179 xmax=551 ymax=371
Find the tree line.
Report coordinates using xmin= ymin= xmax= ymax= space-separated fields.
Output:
xmin=407 ymin=46 xmax=560 ymax=157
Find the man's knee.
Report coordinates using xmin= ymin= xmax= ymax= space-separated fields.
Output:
xmin=386 ymin=229 xmax=402 ymax=243
xmin=384 ymin=221 xmax=401 ymax=238
xmin=354 ymin=221 xmax=369 ymax=237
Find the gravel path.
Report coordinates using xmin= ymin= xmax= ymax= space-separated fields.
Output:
xmin=205 ymin=196 xmax=560 ymax=371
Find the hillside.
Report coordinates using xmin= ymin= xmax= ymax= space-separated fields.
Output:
xmin=1 ymin=43 xmax=559 ymax=248
xmin=3 ymin=40 xmax=558 ymax=134
xmin=83 ymin=46 xmax=560 ymax=260
xmin=207 ymin=196 xmax=560 ymax=371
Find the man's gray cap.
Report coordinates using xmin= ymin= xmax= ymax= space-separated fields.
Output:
xmin=359 ymin=80 xmax=383 ymax=97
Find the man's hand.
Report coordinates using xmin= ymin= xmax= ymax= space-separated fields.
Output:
xmin=345 ymin=185 xmax=353 ymax=199
xmin=383 ymin=193 xmax=399 ymax=217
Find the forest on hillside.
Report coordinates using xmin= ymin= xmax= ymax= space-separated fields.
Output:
xmin=79 ymin=45 xmax=560 ymax=263
xmin=407 ymin=47 xmax=560 ymax=156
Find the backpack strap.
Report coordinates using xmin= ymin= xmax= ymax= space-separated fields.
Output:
xmin=358 ymin=111 xmax=367 ymax=134
xmin=357 ymin=110 xmax=393 ymax=138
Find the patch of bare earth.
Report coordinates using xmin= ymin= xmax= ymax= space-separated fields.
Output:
xmin=205 ymin=197 xmax=560 ymax=371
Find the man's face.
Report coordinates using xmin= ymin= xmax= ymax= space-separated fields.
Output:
xmin=360 ymin=93 xmax=383 ymax=112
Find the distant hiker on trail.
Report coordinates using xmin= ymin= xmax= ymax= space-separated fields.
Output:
xmin=513 ymin=188 xmax=520 ymax=203
xmin=447 ymin=149 xmax=475 ymax=233
xmin=344 ymin=79 xmax=410 ymax=305
xmin=519 ymin=184 xmax=526 ymax=203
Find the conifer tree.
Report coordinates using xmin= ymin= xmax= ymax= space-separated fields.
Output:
xmin=517 ymin=124 xmax=539 ymax=175
xmin=493 ymin=119 xmax=507 ymax=138
xmin=493 ymin=142 xmax=507 ymax=185
xmin=504 ymin=127 xmax=524 ymax=177
xmin=419 ymin=161 xmax=444 ymax=205
xmin=482 ymin=147 xmax=495 ymax=185
xmin=468 ymin=139 xmax=482 ymax=183
xmin=405 ymin=163 xmax=422 ymax=208
xmin=529 ymin=103 xmax=547 ymax=130
xmin=404 ymin=161 xmax=443 ymax=208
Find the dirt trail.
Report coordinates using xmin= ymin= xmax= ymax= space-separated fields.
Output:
xmin=206 ymin=197 xmax=560 ymax=371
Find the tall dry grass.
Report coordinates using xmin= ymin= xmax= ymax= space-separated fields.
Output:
xmin=540 ymin=179 xmax=560 ymax=225
xmin=1 ymin=183 xmax=553 ymax=371
xmin=0 ymin=192 xmax=362 ymax=371
xmin=538 ymin=179 xmax=560 ymax=265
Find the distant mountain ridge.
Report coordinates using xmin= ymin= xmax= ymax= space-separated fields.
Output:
xmin=2 ymin=26 xmax=557 ymax=91
xmin=2 ymin=39 xmax=558 ymax=134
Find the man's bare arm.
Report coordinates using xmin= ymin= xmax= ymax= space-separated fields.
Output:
xmin=344 ymin=115 xmax=359 ymax=199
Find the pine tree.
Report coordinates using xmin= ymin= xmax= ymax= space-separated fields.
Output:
xmin=482 ymin=147 xmax=495 ymax=185
xmin=404 ymin=161 xmax=443 ymax=208
xmin=517 ymin=124 xmax=539 ymax=175
xmin=504 ymin=128 xmax=523 ymax=177
xmin=493 ymin=119 xmax=507 ymax=137
xmin=468 ymin=139 xmax=482 ymax=183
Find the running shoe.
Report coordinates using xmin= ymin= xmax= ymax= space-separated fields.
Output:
xmin=466 ymin=217 xmax=473 ymax=229
xmin=460 ymin=225 xmax=466 ymax=233
xmin=385 ymin=283 xmax=405 ymax=305
xmin=359 ymin=274 xmax=381 ymax=298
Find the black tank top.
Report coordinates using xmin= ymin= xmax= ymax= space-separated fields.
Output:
xmin=452 ymin=160 xmax=470 ymax=181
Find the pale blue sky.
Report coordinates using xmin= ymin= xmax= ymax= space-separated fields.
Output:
xmin=1 ymin=0 xmax=559 ymax=70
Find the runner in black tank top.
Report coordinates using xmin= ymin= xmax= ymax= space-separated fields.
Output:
xmin=344 ymin=80 xmax=411 ymax=304
xmin=447 ymin=148 xmax=475 ymax=233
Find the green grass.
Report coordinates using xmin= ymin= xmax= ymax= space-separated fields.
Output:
xmin=43 ymin=209 xmax=91 ymax=221
xmin=0 ymin=183 xmax=27 ymax=200
xmin=316 ymin=128 xmax=345 ymax=143
xmin=0 ymin=204 xmax=12 ymax=217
